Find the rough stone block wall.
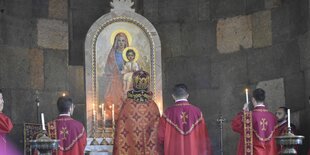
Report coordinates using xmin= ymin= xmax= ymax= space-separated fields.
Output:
xmin=140 ymin=0 xmax=309 ymax=154
xmin=0 ymin=0 xmax=85 ymax=151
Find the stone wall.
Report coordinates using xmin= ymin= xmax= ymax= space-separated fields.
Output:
xmin=146 ymin=0 xmax=309 ymax=154
xmin=0 ymin=0 xmax=86 ymax=151
xmin=0 ymin=0 xmax=309 ymax=154
xmin=144 ymin=0 xmax=309 ymax=154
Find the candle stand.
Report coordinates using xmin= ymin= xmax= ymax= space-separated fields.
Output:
xmin=99 ymin=127 xmax=109 ymax=145
xmin=276 ymin=127 xmax=304 ymax=155
xmin=90 ymin=115 xmax=99 ymax=145
xmin=29 ymin=131 xmax=59 ymax=155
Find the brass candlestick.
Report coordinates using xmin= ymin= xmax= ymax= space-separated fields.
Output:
xmin=90 ymin=116 xmax=99 ymax=145
xmin=90 ymin=136 xmax=99 ymax=145
xmin=276 ymin=127 xmax=304 ymax=155
xmin=100 ymin=128 xmax=109 ymax=145
xmin=100 ymin=138 xmax=109 ymax=145
xmin=107 ymin=124 xmax=115 ymax=145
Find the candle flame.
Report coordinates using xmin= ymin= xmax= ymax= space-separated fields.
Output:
xmin=62 ymin=93 xmax=66 ymax=96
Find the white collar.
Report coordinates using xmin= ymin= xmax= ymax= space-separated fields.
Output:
xmin=59 ymin=114 xmax=70 ymax=117
xmin=175 ymin=99 xmax=188 ymax=102
xmin=254 ymin=104 xmax=265 ymax=108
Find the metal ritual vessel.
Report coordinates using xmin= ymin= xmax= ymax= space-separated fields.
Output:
xmin=276 ymin=127 xmax=304 ymax=155
xmin=29 ymin=132 xmax=59 ymax=155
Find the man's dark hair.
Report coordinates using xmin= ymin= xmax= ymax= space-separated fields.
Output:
xmin=279 ymin=107 xmax=288 ymax=115
xmin=126 ymin=49 xmax=135 ymax=56
xmin=253 ymin=88 xmax=265 ymax=102
xmin=172 ymin=84 xmax=188 ymax=98
xmin=57 ymin=96 xmax=73 ymax=114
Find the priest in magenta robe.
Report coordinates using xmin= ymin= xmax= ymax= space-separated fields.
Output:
xmin=0 ymin=89 xmax=13 ymax=154
xmin=158 ymin=84 xmax=212 ymax=155
xmin=275 ymin=107 xmax=296 ymax=136
xmin=231 ymin=88 xmax=277 ymax=155
xmin=113 ymin=70 xmax=160 ymax=155
xmin=275 ymin=106 xmax=297 ymax=153
xmin=47 ymin=96 xmax=87 ymax=155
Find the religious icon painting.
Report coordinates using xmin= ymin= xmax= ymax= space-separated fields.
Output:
xmin=84 ymin=0 xmax=163 ymax=136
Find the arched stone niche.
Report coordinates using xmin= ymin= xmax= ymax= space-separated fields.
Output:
xmin=84 ymin=0 xmax=162 ymax=135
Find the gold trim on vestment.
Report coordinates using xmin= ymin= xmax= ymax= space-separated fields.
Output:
xmin=59 ymin=127 xmax=85 ymax=151
xmin=48 ymin=121 xmax=57 ymax=139
xmin=56 ymin=117 xmax=74 ymax=121
xmin=252 ymin=108 xmax=275 ymax=142
xmin=163 ymin=112 xmax=202 ymax=135
xmin=253 ymin=109 xmax=268 ymax=112
xmin=253 ymin=129 xmax=275 ymax=142
xmin=243 ymin=111 xmax=253 ymax=155
xmin=173 ymin=103 xmax=190 ymax=106
xmin=48 ymin=117 xmax=86 ymax=152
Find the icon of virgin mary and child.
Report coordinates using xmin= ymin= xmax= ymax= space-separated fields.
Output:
xmin=102 ymin=32 xmax=141 ymax=115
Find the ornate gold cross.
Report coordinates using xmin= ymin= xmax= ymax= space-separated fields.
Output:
xmin=260 ymin=118 xmax=268 ymax=131
xmin=180 ymin=112 xmax=188 ymax=124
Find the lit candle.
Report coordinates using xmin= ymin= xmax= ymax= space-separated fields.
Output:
xmin=62 ymin=93 xmax=66 ymax=97
xmin=92 ymin=103 xmax=95 ymax=122
xmin=93 ymin=110 xmax=96 ymax=122
xmin=112 ymin=104 xmax=115 ymax=125
xmin=287 ymin=109 xmax=291 ymax=128
xmin=101 ymin=103 xmax=104 ymax=118
xmin=101 ymin=103 xmax=105 ymax=127
xmin=245 ymin=88 xmax=249 ymax=104
xmin=103 ymin=110 xmax=106 ymax=127
xmin=41 ymin=113 xmax=46 ymax=130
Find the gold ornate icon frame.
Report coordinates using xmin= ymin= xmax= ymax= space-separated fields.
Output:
xmin=84 ymin=8 xmax=162 ymax=135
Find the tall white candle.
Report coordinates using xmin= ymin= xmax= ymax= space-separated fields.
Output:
xmin=41 ymin=113 xmax=46 ymax=130
xmin=93 ymin=110 xmax=96 ymax=122
xmin=101 ymin=103 xmax=104 ymax=119
xmin=287 ymin=109 xmax=291 ymax=128
xmin=103 ymin=110 xmax=106 ymax=127
xmin=101 ymin=103 xmax=105 ymax=127
xmin=112 ymin=104 xmax=115 ymax=125
xmin=92 ymin=103 xmax=95 ymax=122
xmin=245 ymin=88 xmax=249 ymax=104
